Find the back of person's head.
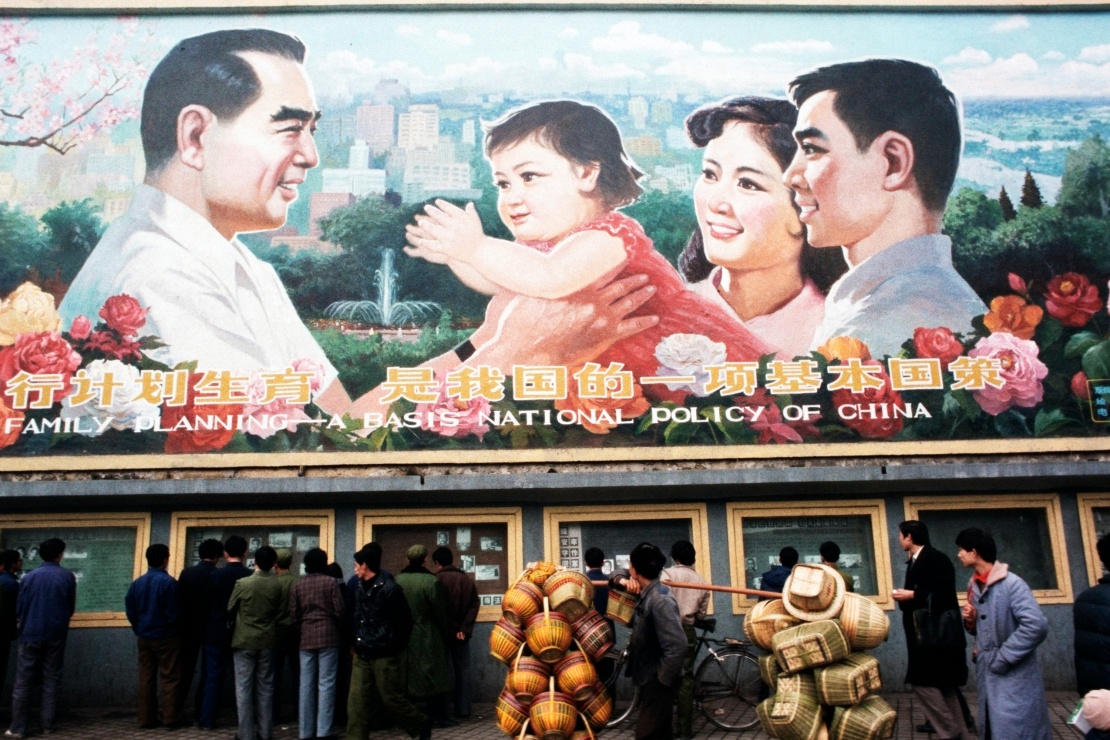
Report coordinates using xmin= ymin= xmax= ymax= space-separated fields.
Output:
xmin=955 ymin=527 xmax=997 ymax=563
xmin=38 ymin=538 xmax=66 ymax=563
xmin=898 ymin=520 xmax=931 ymax=547
xmin=406 ymin=544 xmax=427 ymax=565
xmin=484 ymin=99 xmax=643 ymax=210
xmin=432 ymin=546 xmax=453 ymax=567
xmin=584 ymin=547 xmax=605 ymax=569
xmin=354 ymin=542 xmax=383 ymax=573
xmin=819 ymin=541 xmax=841 ymax=563
xmin=225 ymin=535 xmax=248 ymax=559
xmin=141 ymin=29 xmax=307 ymax=174
xmin=254 ymin=545 xmax=278 ymax=571
xmin=327 ymin=561 xmax=344 ymax=580
xmin=629 ymin=542 xmax=667 ymax=581
xmin=779 ymin=547 xmax=799 ymax=568
xmin=303 ymin=547 xmax=328 ymax=575
xmin=275 ymin=548 xmax=293 ymax=569
xmin=1 ymin=549 xmax=20 ymax=570
xmin=670 ymin=540 xmax=696 ymax=566
xmin=198 ymin=538 xmax=224 ymax=561
xmin=145 ymin=543 xmax=170 ymax=567
xmin=788 ymin=59 xmax=960 ymax=213
xmin=1099 ymin=533 xmax=1110 ymax=572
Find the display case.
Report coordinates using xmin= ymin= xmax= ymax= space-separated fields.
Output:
xmin=168 ymin=510 xmax=335 ymax=577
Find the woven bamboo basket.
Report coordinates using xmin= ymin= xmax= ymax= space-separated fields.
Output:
xmin=837 ymin=594 xmax=890 ymax=650
xmin=529 ymin=678 xmax=578 ymax=740
xmin=526 ymin=602 xmax=573 ymax=665
xmin=544 ymin=570 xmax=595 ymax=623
xmin=555 ymin=650 xmax=598 ymax=701
xmin=511 ymin=653 xmax=552 ymax=705
xmin=744 ymin=598 xmax=802 ymax=651
xmin=772 ymin=619 xmax=851 ymax=674
xmin=569 ymin=727 xmax=596 ymax=740
xmin=606 ymin=589 xmax=638 ymax=627
xmin=576 ymin=683 xmax=612 ymax=730
xmin=785 ymin=564 xmax=845 ymax=616
xmin=497 ymin=688 xmax=530 ymax=737
xmin=504 ymin=580 xmax=545 ymax=628
xmin=572 ymin=610 xmax=615 ymax=662
xmin=815 ymin=653 xmax=883 ymax=707
xmin=755 ymin=672 xmax=822 ymax=740
xmin=491 ymin=619 xmax=527 ymax=665
xmin=517 ymin=720 xmax=540 ymax=740
xmin=759 ymin=652 xmax=782 ymax=689
xmin=829 ymin=695 xmax=897 ymax=740
xmin=525 ymin=561 xmax=559 ymax=587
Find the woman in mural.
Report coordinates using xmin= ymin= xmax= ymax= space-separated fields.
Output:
xmin=404 ymin=99 xmax=768 ymax=402
xmin=679 ymin=97 xmax=846 ymax=359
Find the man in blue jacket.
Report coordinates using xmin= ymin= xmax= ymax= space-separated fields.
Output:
xmin=5 ymin=538 xmax=76 ymax=739
xmin=126 ymin=543 xmax=184 ymax=729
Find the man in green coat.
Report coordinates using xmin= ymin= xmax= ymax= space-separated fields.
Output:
xmin=394 ymin=545 xmax=452 ymax=727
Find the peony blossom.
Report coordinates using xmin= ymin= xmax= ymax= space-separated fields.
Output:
xmin=968 ymin=333 xmax=1048 ymax=416
xmin=816 ymin=336 xmax=871 ymax=363
xmin=654 ymin=333 xmax=726 ymax=397
xmin=830 ymin=361 xmax=905 ymax=439
xmin=913 ymin=327 xmax=964 ymax=368
xmin=554 ymin=375 xmax=650 ymax=435
xmin=1072 ymin=371 xmax=1091 ymax=401
xmin=291 ymin=358 xmax=328 ymax=394
xmin=983 ymin=295 xmax=1043 ymax=340
xmin=60 ymin=359 xmax=159 ymax=435
xmin=0 ymin=331 xmax=82 ymax=403
xmin=69 ymin=315 xmax=92 ymax=341
xmin=416 ymin=383 xmax=492 ymax=440
xmin=162 ymin=372 xmax=242 ymax=454
xmin=99 ymin=293 xmax=147 ymax=337
xmin=241 ymin=371 xmax=313 ymax=440
xmin=83 ymin=330 xmax=142 ymax=363
xmin=1044 ymin=272 xmax=1101 ymax=328
xmin=0 ymin=282 xmax=62 ymax=346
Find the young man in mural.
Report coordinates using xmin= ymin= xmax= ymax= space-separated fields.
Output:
xmin=785 ymin=59 xmax=987 ymax=359
xmin=58 ymin=29 xmax=658 ymax=426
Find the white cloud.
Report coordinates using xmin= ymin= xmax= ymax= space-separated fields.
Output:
xmin=436 ymin=29 xmax=472 ymax=45
xmin=558 ymin=27 xmax=579 ymax=38
xmin=749 ymin=39 xmax=834 ymax=55
xmin=1079 ymin=44 xmax=1110 ymax=64
xmin=701 ymin=40 xmax=733 ymax=54
xmin=564 ymin=52 xmax=646 ymax=80
xmin=396 ymin=24 xmax=421 ymax=38
xmin=313 ymin=50 xmax=432 ymax=99
xmin=591 ymin=21 xmax=692 ymax=58
xmin=943 ymin=47 xmax=992 ymax=67
xmin=1042 ymin=50 xmax=1066 ymax=60
xmin=538 ymin=57 xmax=559 ymax=71
xmin=443 ymin=56 xmax=506 ymax=79
xmin=989 ymin=15 xmax=1030 ymax=33
xmin=945 ymin=52 xmax=1110 ymax=97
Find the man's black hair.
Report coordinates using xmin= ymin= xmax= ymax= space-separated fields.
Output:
xmin=38 ymin=538 xmax=66 ymax=563
xmin=899 ymin=520 xmax=931 ymax=547
xmin=671 ymin=540 xmax=696 ymax=566
xmin=141 ymin=29 xmax=307 ymax=173
xmin=788 ymin=59 xmax=961 ymax=212
xmin=956 ymin=528 xmax=997 ymax=563
xmin=819 ymin=541 xmax=841 ymax=563
xmin=432 ymin=546 xmax=453 ymax=567
xmin=1098 ymin=533 xmax=1110 ymax=572
xmin=584 ymin=547 xmax=605 ymax=569
xmin=254 ymin=545 xmax=278 ymax=571
xmin=354 ymin=542 xmax=383 ymax=573
xmin=629 ymin=542 xmax=667 ymax=581
xmin=198 ymin=538 xmax=224 ymax=561
xmin=225 ymin=535 xmax=248 ymax=558
xmin=779 ymin=547 xmax=799 ymax=568
xmin=303 ymin=547 xmax=328 ymax=575
xmin=145 ymin=543 xmax=170 ymax=568
xmin=0 ymin=550 xmax=20 ymax=570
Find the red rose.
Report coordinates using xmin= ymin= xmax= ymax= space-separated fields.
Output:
xmin=1072 ymin=371 xmax=1091 ymax=400
xmin=162 ymin=373 xmax=242 ymax=454
xmin=1044 ymin=272 xmax=1101 ymax=328
xmin=0 ymin=331 xmax=81 ymax=403
xmin=912 ymin=326 xmax=964 ymax=367
xmin=84 ymin=330 xmax=142 ymax=363
xmin=69 ymin=315 xmax=92 ymax=341
xmin=99 ymin=294 xmax=147 ymax=337
xmin=830 ymin=362 xmax=905 ymax=439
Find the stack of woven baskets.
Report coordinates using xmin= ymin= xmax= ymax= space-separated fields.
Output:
xmin=490 ymin=561 xmax=617 ymax=740
xmin=744 ymin=563 xmax=896 ymax=740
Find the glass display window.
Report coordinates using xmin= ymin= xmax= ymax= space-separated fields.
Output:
xmin=169 ymin=510 xmax=335 ymax=577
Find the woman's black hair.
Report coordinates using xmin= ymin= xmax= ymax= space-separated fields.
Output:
xmin=678 ymin=96 xmax=846 ymax=293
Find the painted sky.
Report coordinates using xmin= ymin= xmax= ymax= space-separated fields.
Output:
xmin=28 ymin=10 xmax=1110 ymax=103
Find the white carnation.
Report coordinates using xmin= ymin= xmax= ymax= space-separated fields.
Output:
xmin=60 ymin=359 xmax=160 ymax=435
xmin=653 ymin=333 xmax=727 ymax=397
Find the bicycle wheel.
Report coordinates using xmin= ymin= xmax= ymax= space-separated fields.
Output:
xmin=694 ymin=648 xmax=762 ymax=730
xmin=596 ymin=647 xmax=639 ymax=727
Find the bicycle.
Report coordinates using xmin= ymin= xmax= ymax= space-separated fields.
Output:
xmin=597 ymin=616 xmax=762 ymax=731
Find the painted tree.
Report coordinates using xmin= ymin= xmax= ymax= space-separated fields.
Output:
xmin=1058 ymin=134 xmax=1110 ymax=219
xmin=999 ymin=186 xmax=1017 ymax=221
xmin=0 ymin=17 xmax=156 ymax=155
xmin=1021 ymin=169 xmax=1044 ymax=209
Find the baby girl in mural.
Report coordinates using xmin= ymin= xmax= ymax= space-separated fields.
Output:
xmin=404 ymin=100 xmax=767 ymax=401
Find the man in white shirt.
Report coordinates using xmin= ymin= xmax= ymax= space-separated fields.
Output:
xmin=59 ymin=29 xmax=658 ymax=421
xmin=660 ymin=540 xmax=709 ymax=740
xmin=784 ymin=59 xmax=986 ymax=359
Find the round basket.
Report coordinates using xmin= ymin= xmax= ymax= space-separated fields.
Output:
xmin=606 ymin=589 xmax=638 ymax=627
xmin=837 ymin=593 xmax=890 ymax=651
xmin=576 ymin=683 xmax=612 ymax=730
xmin=744 ymin=598 xmax=802 ymax=651
xmin=544 ymin=570 xmax=595 ymax=623
xmin=490 ymin=619 xmax=527 ymax=665
xmin=783 ymin=564 xmax=846 ymax=622
xmin=497 ymin=688 xmax=529 ymax=737
xmin=554 ymin=650 xmax=598 ymax=701
xmin=504 ymin=580 xmax=545 ymax=628
xmin=572 ymin=610 xmax=614 ymax=662
xmin=526 ymin=562 xmax=559 ymax=587
xmin=529 ymin=689 xmax=578 ymax=740
xmin=511 ymin=655 xmax=552 ymax=705
xmin=526 ymin=611 xmax=573 ymax=664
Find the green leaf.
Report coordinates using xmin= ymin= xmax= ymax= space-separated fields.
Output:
xmin=1034 ymin=317 xmax=1063 ymax=348
xmin=1033 ymin=408 xmax=1079 ymax=437
xmin=944 ymin=389 xmax=980 ymax=419
xmin=1065 ymin=331 xmax=1102 ymax=359
xmin=662 ymin=420 xmax=697 ymax=445
xmin=220 ymin=432 xmax=254 ymax=453
xmin=992 ymin=410 xmax=1031 ymax=437
xmin=1083 ymin=340 xmax=1110 ymax=381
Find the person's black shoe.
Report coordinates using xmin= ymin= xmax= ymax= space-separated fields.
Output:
xmin=419 ymin=719 xmax=433 ymax=740
xmin=916 ymin=721 xmax=936 ymax=733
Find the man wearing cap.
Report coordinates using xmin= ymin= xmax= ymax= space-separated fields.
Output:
xmin=272 ymin=547 xmax=300 ymax=725
xmin=395 ymin=545 xmax=452 ymax=727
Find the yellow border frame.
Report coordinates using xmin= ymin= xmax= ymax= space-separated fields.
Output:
xmin=356 ymin=506 xmax=522 ymax=622
xmin=905 ymin=493 xmax=1072 ymax=604
xmin=0 ymin=512 xmax=150 ymax=629
xmin=1075 ymin=493 xmax=1110 ymax=588
xmin=725 ymin=500 xmax=892 ymax=614
xmin=542 ymin=503 xmax=712 ymax=612
xmin=168 ymin=509 xmax=335 ymax=577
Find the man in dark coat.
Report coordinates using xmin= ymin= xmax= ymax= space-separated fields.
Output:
xmin=432 ymin=546 xmax=479 ymax=720
xmin=892 ymin=521 xmax=970 ymax=740
xmin=198 ymin=535 xmax=252 ymax=730
xmin=759 ymin=547 xmax=797 ymax=597
xmin=176 ymin=537 xmax=221 ymax=723
xmin=1076 ymin=532 xmax=1110 ymax=697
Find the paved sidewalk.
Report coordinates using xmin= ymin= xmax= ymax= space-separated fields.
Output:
xmin=0 ymin=691 xmax=1085 ymax=738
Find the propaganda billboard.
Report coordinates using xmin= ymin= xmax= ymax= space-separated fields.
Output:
xmin=0 ymin=7 xmax=1108 ymax=468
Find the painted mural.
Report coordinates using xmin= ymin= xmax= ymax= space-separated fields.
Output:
xmin=0 ymin=9 xmax=1108 ymax=464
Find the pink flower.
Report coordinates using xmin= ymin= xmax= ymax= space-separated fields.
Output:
xmin=291 ymin=358 xmax=327 ymax=394
xmin=98 ymin=293 xmax=146 ymax=337
xmin=416 ymin=384 xmax=491 ymax=440
xmin=241 ymin=372 xmax=312 ymax=440
xmin=912 ymin=327 xmax=964 ymax=368
xmin=69 ymin=315 xmax=92 ymax=340
xmin=968 ymin=333 xmax=1048 ymax=416
xmin=0 ymin=331 xmax=81 ymax=403
xmin=732 ymin=389 xmax=817 ymax=444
